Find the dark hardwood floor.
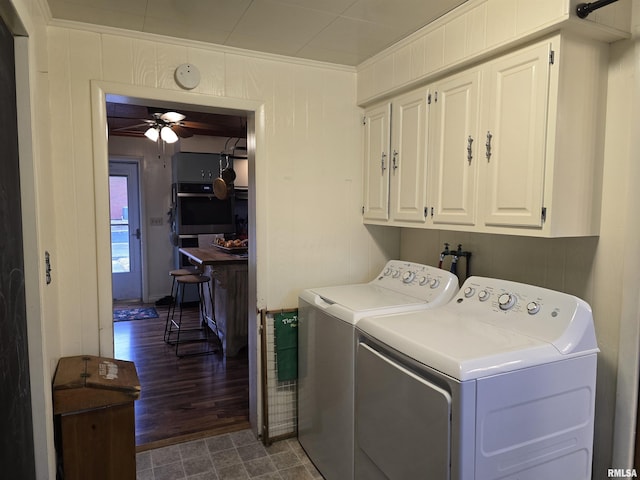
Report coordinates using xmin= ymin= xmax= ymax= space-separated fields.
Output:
xmin=113 ymin=303 xmax=250 ymax=452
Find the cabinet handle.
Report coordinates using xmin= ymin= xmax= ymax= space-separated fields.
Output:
xmin=467 ymin=136 xmax=474 ymax=164
xmin=485 ymin=131 xmax=493 ymax=162
xmin=381 ymin=152 xmax=387 ymax=173
xmin=392 ymin=150 xmax=399 ymax=172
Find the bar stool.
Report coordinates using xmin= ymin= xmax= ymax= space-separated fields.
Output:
xmin=165 ymin=273 xmax=221 ymax=357
xmin=163 ymin=268 xmax=197 ymax=343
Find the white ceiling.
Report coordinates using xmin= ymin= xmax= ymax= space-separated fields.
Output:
xmin=45 ymin=0 xmax=468 ymax=66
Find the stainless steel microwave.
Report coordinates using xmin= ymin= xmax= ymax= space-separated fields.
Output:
xmin=172 ymin=183 xmax=235 ymax=235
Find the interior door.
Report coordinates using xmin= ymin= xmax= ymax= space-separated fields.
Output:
xmin=109 ymin=160 xmax=142 ymax=301
xmin=0 ymin=13 xmax=36 ymax=479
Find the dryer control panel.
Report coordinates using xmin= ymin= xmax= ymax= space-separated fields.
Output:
xmin=452 ymin=276 xmax=597 ymax=356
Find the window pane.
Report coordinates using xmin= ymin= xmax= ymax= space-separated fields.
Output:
xmin=109 ymin=176 xmax=130 ymax=273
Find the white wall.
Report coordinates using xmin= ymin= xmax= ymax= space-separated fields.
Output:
xmin=45 ymin=24 xmax=398 ymax=381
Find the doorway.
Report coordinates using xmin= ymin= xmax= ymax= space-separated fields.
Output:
xmin=109 ymin=160 xmax=143 ymax=301
xmin=94 ymin=83 xmax=262 ymax=444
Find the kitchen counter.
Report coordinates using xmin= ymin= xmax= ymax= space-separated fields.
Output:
xmin=179 ymin=247 xmax=248 ymax=356
xmin=179 ymin=246 xmax=247 ymax=266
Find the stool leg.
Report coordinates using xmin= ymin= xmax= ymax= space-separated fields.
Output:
xmin=198 ymin=281 xmax=206 ymax=328
xmin=164 ymin=275 xmax=177 ymax=343
xmin=175 ymin=283 xmax=185 ymax=357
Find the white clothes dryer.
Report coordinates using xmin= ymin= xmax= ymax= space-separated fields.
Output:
xmin=298 ymin=260 xmax=459 ymax=480
xmin=355 ymin=276 xmax=599 ymax=480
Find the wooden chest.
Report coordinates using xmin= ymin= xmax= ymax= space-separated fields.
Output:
xmin=53 ymin=355 xmax=140 ymax=480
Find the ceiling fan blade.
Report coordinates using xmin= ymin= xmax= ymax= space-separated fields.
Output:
xmin=161 ymin=111 xmax=186 ymax=123
xmin=172 ymin=125 xmax=193 ymax=138
xmin=110 ymin=121 xmax=154 ymax=132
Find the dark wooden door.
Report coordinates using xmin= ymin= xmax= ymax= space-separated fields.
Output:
xmin=0 ymin=14 xmax=36 ymax=479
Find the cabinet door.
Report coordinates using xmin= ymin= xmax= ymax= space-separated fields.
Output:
xmin=430 ymin=70 xmax=480 ymax=226
xmin=482 ymin=42 xmax=551 ymax=228
xmin=363 ymin=103 xmax=391 ymax=221
xmin=389 ymin=88 xmax=428 ymax=223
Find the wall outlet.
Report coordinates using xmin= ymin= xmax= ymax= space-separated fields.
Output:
xmin=150 ymin=217 xmax=163 ymax=226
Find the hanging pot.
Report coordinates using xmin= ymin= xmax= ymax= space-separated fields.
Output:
xmin=213 ymin=177 xmax=228 ymax=200
xmin=221 ymin=166 xmax=236 ymax=184
xmin=212 ymin=155 xmax=230 ymax=199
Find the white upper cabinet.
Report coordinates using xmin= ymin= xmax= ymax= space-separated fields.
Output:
xmin=389 ymin=88 xmax=429 ymax=223
xmin=363 ymin=32 xmax=607 ymax=237
xmin=477 ymin=34 xmax=607 ymax=236
xmin=480 ymin=41 xmax=550 ymax=229
xmin=362 ymin=103 xmax=391 ymax=221
xmin=429 ymin=68 xmax=481 ymax=227
xmin=363 ymin=88 xmax=429 ymax=225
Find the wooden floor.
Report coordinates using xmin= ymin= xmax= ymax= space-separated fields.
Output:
xmin=113 ymin=303 xmax=250 ymax=452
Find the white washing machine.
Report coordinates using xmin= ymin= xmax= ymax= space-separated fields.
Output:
xmin=354 ymin=276 xmax=599 ymax=480
xmin=298 ymin=261 xmax=459 ymax=480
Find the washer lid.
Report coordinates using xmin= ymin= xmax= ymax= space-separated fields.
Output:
xmin=301 ymin=284 xmax=428 ymax=324
xmin=310 ymin=284 xmax=427 ymax=310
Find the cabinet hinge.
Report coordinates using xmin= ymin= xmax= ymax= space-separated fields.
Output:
xmin=362 ymin=115 xmax=367 ymax=125
xmin=549 ymin=50 xmax=555 ymax=65
xmin=427 ymin=93 xmax=432 ymax=105
xmin=541 ymin=207 xmax=547 ymax=222
xmin=430 ymin=207 xmax=434 ymax=218
xmin=362 ymin=206 xmax=365 ymax=215
xmin=424 ymin=207 xmax=428 ymax=218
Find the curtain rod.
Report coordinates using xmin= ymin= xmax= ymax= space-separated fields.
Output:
xmin=576 ymin=0 xmax=619 ymax=19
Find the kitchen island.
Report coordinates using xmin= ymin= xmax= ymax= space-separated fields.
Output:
xmin=179 ymin=247 xmax=248 ymax=357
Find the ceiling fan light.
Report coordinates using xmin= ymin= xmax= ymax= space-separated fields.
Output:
xmin=144 ymin=127 xmax=159 ymax=142
xmin=161 ymin=111 xmax=186 ymax=123
xmin=161 ymin=126 xmax=179 ymax=144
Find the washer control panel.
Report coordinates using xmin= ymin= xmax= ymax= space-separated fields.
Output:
xmin=374 ymin=260 xmax=459 ymax=304
xmin=452 ymin=276 xmax=596 ymax=353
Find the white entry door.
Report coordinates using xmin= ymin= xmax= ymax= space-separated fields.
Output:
xmin=109 ymin=160 xmax=142 ymax=301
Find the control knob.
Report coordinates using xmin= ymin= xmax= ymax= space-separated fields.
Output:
xmin=527 ymin=302 xmax=541 ymax=315
xmin=498 ymin=293 xmax=516 ymax=310
xmin=478 ymin=290 xmax=490 ymax=302
xmin=402 ymin=271 xmax=416 ymax=284
xmin=430 ymin=278 xmax=440 ymax=289
xmin=463 ymin=287 xmax=475 ymax=298
xmin=419 ymin=276 xmax=429 ymax=286
xmin=392 ymin=270 xmax=400 ymax=278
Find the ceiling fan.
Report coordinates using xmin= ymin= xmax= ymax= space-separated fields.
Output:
xmin=112 ymin=111 xmax=190 ymax=144
xmin=107 ymin=103 xmax=247 ymax=141
xmin=142 ymin=111 xmax=187 ymax=144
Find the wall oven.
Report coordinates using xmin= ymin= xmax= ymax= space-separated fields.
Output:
xmin=172 ymin=182 xmax=235 ymax=236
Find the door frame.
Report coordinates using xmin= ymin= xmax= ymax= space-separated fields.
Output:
xmin=91 ymin=80 xmax=265 ymax=434
xmin=109 ymin=158 xmax=143 ymax=301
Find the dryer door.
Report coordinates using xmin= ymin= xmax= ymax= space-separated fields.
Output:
xmin=355 ymin=343 xmax=452 ymax=479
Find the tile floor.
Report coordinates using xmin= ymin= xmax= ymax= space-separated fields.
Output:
xmin=136 ymin=429 xmax=323 ymax=480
